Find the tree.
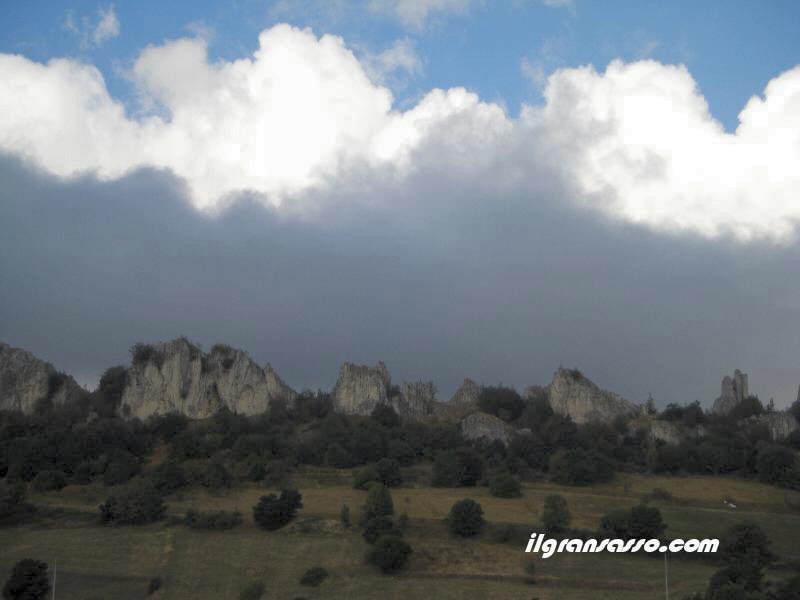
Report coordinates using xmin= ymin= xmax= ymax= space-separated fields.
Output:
xmin=340 ymin=503 xmax=350 ymax=528
xmin=478 ymin=386 xmax=525 ymax=421
xmin=432 ymin=447 xmax=483 ymax=487
xmin=548 ymin=448 xmax=613 ymax=486
xmin=31 ymin=470 xmax=66 ymax=492
xmin=3 ymin=559 xmax=49 ymax=600
xmin=542 ymin=494 xmax=570 ymax=534
xmin=253 ymin=489 xmax=303 ymax=531
xmin=99 ymin=482 xmax=165 ymax=525
xmin=447 ymin=499 xmax=485 ymax=537
xmin=365 ymin=535 xmax=412 ymax=573
xmin=370 ymin=404 xmax=400 ymax=428
xmin=598 ymin=504 xmax=665 ymax=540
xmin=488 ymin=472 xmax=521 ymax=498
xmin=362 ymin=516 xmax=401 ymax=544
xmin=755 ymin=443 xmax=800 ymax=488
xmin=299 ymin=567 xmax=329 ymax=587
xmin=361 ymin=483 xmax=394 ymax=523
xmin=375 ymin=458 xmax=402 ymax=487
xmin=704 ymin=523 xmax=775 ymax=597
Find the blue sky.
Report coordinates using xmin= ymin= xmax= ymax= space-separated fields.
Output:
xmin=2 ymin=0 xmax=798 ymax=130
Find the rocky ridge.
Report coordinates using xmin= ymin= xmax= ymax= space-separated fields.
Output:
xmin=546 ymin=367 xmax=640 ymax=425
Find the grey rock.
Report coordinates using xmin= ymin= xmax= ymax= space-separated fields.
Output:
xmin=460 ymin=411 xmax=514 ymax=445
xmin=391 ymin=381 xmax=436 ymax=418
xmin=646 ymin=419 xmax=706 ymax=445
xmin=331 ymin=361 xmax=391 ymax=415
xmin=0 ymin=342 xmax=83 ymax=413
xmin=120 ymin=338 xmax=295 ymax=419
xmin=711 ymin=369 xmax=749 ymax=415
xmin=744 ymin=411 xmax=798 ymax=441
xmin=546 ymin=367 xmax=640 ymax=425
xmin=449 ymin=378 xmax=482 ymax=405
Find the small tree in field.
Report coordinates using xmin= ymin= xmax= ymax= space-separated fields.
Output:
xmin=3 ymin=559 xmax=49 ymax=600
xmin=447 ymin=499 xmax=485 ymax=537
xmin=366 ymin=535 xmax=413 ymax=573
xmin=542 ymin=494 xmax=570 ymax=534
xmin=361 ymin=483 xmax=393 ymax=524
xmin=253 ymin=489 xmax=303 ymax=531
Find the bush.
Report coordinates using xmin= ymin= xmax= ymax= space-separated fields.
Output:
xmin=370 ymin=404 xmax=400 ymax=428
xmin=488 ymin=472 xmax=521 ymax=498
xmin=31 ymin=470 xmax=67 ymax=492
xmin=2 ymin=559 xmax=49 ymax=600
xmin=353 ymin=465 xmax=380 ymax=490
xmin=340 ymin=503 xmax=350 ymax=527
xmin=755 ymin=443 xmax=800 ymax=488
xmin=365 ymin=535 xmax=413 ymax=573
xmin=299 ymin=566 xmax=329 ymax=587
xmin=239 ymin=581 xmax=265 ymax=600
xmin=149 ymin=461 xmax=187 ymax=495
xmin=547 ymin=448 xmax=613 ymax=486
xmin=361 ymin=483 xmax=394 ymax=523
xmin=542 ymin=494 xmax=570 ymax=534
xmin=184 ymin=509 xmax=243 ymax=530
xmin=375 ymin=458 xmax=402 ymax=487
xmin=598 ymin=504 xmax=665 ymax=540
xmin=362 ymin=516 xmax=401 ymax=544
xmin=645 ymin=487 xmax=673 ymax=502
xmin=99 ymin=482 xmax=165 ymax=525
xmin=0 ymin=482 xmax=30 ymax=523
xmin=447 ymin=499 xmax=485 ymax=537
xmin=432 ymin=447 xmax=483 ymax=487
xmin=253 ymin=489 xmax=302 ymax=531
xmin=146 ymin=577 xmax=162 ymax=595
xmin=103 ymin=460 xmax=138 ymax=486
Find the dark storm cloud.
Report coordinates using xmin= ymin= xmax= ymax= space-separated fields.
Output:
xmin=1 ymin=152 xmax=798 ymax=407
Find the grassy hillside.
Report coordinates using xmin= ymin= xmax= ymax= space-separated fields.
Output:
xmin=2 ymin=469 xmax=799 ymax=599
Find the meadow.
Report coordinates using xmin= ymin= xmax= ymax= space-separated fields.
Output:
xmin=2 ymin=467 xmax=799 ymax=600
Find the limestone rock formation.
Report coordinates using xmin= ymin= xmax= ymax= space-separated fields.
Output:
xmin=0 ymin=342 xmax=83 ymax=413
xmin=547 ymin=367 xmax=639 ymax=425
xmin=743 ymin=411 xmax=799 ymax=441
xmin=331 ymin=361 xmax=434 ymax=418
xmin=120 ymin=338 xmax=295 ymax=419
xmin=460 ymin=411 xmax=514 ymax=445
xmin=711 ymin=369 xmax=749 ymax=415
xmin=645 ymin=419 xmax=706 ymax=445
xmin=450 ymin=378 xmax=482 ymax=405
xmin=331 ymin=361 xmax=391 ymax=415
xmin=391 ymin=381 xmax=436 ymax=418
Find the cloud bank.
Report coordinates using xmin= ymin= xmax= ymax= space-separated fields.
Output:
xmin=1 ymin=24 xmax=799 ymax=241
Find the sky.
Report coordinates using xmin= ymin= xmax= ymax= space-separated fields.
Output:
xmin=0 ymin=1 xmax=799 ymax=408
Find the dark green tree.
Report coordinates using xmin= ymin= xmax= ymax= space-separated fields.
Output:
xmin=3 ymin=559 xmax=49 ymax=600
xmin=447 ymin=499 xmax=485 ymax=537
xmin=542 ymin=494 xmax=571 ymax=534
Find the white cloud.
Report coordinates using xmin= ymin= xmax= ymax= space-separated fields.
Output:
xmin=541 ymin=0 xmax=573 ymax=8
xmin=1 ymin=25 xmax=800 ymax=242
xmin=368 ymin=0 xmax=475 ymax=29
xmin=361 ymin=38 xmax=424 ymax=87
xmin=63 ymin=4 xmax=120 ymax=48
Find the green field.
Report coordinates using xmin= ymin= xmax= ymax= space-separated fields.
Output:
xmin=2 ymin=469 xmax=799 ymax=599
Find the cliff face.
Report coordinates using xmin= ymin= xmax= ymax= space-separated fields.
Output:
xmin=547 ymin=368 xmax=640 ymax=425
xmin=120 ymin=338 xmax=296 ymax=419
xmin=450 ymin=378 xmax=482 ymax=406
xmin=0 ymin=342 xmax=83 ymax=413
xmin=331 ymin=361 xmax=435 ymax=419
xmin=744 ymin=411 xmax=798 ymax=441
xmin=711 ymin=369 xmax=749 ymax=415
xmin=460 ymin=411 xmax=514 ymax=445
xmin=645 ymin=419 xmax=706 ymax=445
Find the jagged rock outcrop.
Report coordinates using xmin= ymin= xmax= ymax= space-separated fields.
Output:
xmin=331 ymin=361 xmax=391 ymax=415
xmin=547 ymin=367 xmax=639 ymax=425
xmin=645 ymin=419 xmax=706 ymax=445
xmin=450 ymin=378 xmax=482 ymax=405
xmin=743 ymin=411 xmax=799 ymax=441
xmin=331 ymin=361 xmax=434 ymax=418
xmin=711 ymin=369 xmax=749 ymax=415
xmin=391 ymin=381 xmax=436 ymax=418
xmin=0 ymin=342 xmax=83 ymax=413
xmin=460 ymin=411 xmax=515 ymax=445
xmin=120 ymin=338 xmax=296 ymax=419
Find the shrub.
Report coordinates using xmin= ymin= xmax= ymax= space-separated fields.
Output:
xmin=146 ymin=577 xmax=162 ymax=595
xmin=755 ymin=443 xmax=800 ymax=488
xmin=340 ymin=504 xmax=350 ymax=528
xmin=598 ymin=504 xmax=665 ymax=540
xmin=103 ymin=460 xmax=138 ymax=486
xmin=362 ymin=516 xmax=401 ymax=544
xmin=239 ymin=581 xmax=265 ymax=600
xmin=646 ymin=487 xmax=673 ymax=502
xmin=488 ymin=472 xmax=521 ymax=498
xmin=370 ymin=404 xmax=400 ymax=428
xmin=547 ymin=448 xmax=613 ymax=486
xmin=253 ymin=489 xmax=302 ymax=531
xmin=0 ymin=482 xmax=30 ymax=523
xmin=184 ymin=509 xmax=243 ymax=530
xmin=353 ymin=465 xmax=380 ymax=490
xmin=299 ymin=567 xmax=329 ymax=587
xmin=447 ymin=499 xmax=485 ymax=537
xmin=31 ymin=470 xmax=67 ymax=492
xmin=365 ymin=535 xmax=413 ymax=573
xmin=361 ymin=483 xmax=394 ymax=523
xmin=99 ymin=482 xmax=165 ymax=525
xmin=432 ymin=447 xmax=483 ymax=487
xmin=375 ymin=458 xmax=402 ymax=487
xmin=73 ymin=461 xmax=93 ymax=485
xmin=149 ymin=461 xmax=187 ymax=495
xmin=542 ymin=494 xmax=570 ymax=534
xmin=2 ymin=559 xmax=49 ymax=600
